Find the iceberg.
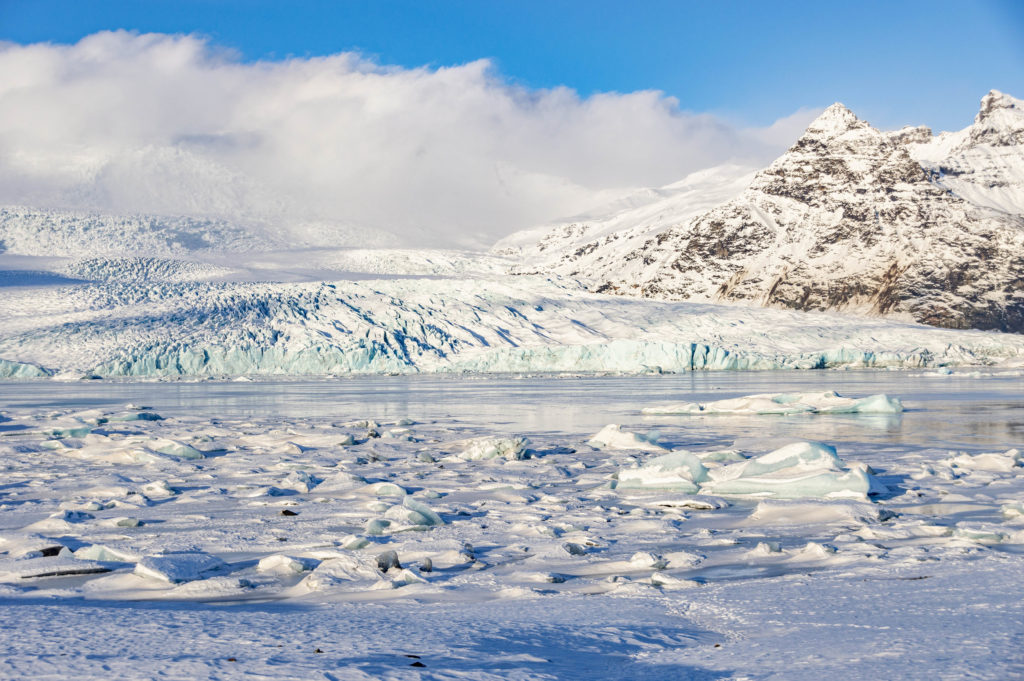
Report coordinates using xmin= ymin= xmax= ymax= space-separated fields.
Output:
xmin=298 ymin=554 xmax=385 ymax=592
xmin=257 ymin=554 xmax=320 ymax=574
xmin=74 ymin=545 xmax=140 ymax=563
xmin=456 ymin=436 xmax=531 ymax=461
xmin=642 ymin=391 xmax=903 ymax=415
xmin=613 ymin=451 xmax=709 ymax=493
xmin=946 ymin=449 xmax=1021 ymax=473
xmin=134 ymin=552 xmax=229 ymax=583
xmin=700 ymin=442 xmax=883 ymax=500
xmin=382 ymin=496 xmax=444 ymax=529
xmin=588 ymin=425 xmax=666 ymax=452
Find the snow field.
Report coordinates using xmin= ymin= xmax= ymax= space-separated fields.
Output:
xmin=1 ymin=376 xmax=1024 ymax=679
xmin=1 ymin=399 xmax=1022 ymax=605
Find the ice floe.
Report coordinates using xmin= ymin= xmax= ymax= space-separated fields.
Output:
xmin=134 ymin=552 xmax=229 ymax=584
xmin=454 ymin=436 xmax=531 ymax=461
xmin=612 ymin=451 xmax=709 ymax=493
xmin=588 ymin=424 xmax=666 ymax=452
xmin=701 ymin=442 xmax=885 ymax=500
xmin=643 ymin=391 xmax=903 ymax=415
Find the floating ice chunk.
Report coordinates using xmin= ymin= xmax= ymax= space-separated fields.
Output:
xmin=613 ymin=451 xmax=709 ymax=493
xmin=257 ymin=554 xmax=320 ymax=574
xmin=457 ymin=436 xmax=531 ymax=461
xmin=298 ymin=555 xmax=384 ymax=592
xmin=337 ymin=535 xmax=369 ymax=550
xmin=644 ymin=396 xmax=812 ymax=416
xmin=747 ymin=499 xmax=896 ymax=525
xmin=0 ymin=555 xmax=111 ymax=580
xmin=74 ymin=545 xmax=140 ymax=563
xmin=953 ymin=526 xmax=1007 ymax=544
xmin=365 ymin=519 xmax=392 ymax=535
xmin=947 ymin=449 xmax=1021 ymax=473
xmin=588 ymin=425 xmax=666 ymax=452
xmin=141 ymin=480 xmax=177 ymax=499
xmin=646 ymin=496 xmax=730 ymax=511
xmin=383 ymin=505 xmax=434 ymax=528
xmin=561 ymin=542 xmax=587 ymax=556
xmin=316 ymin=471 xmax=365 ymax=491
xmin=281 ymin=470 xmax=321 ymax=493
xmin=105 ymin=517 xmax=143 ymax=528
xmin=746 ymin=541 xmax=783 ymax=558
xmin=0 ymin=535 xmax=66 ymax=559
xmin=134 ymin=552 xmax=228 ymax=583
xmin=700 ymin=442 xmax=881 ymax=500
xmin=150 ymin=440 xmax=204 ymax=460
xmin=643 ymin=391 xmax=903 ymax=416
xmin=107 ymin=410 xmax=163 ymax=423
xmin=167 ymin=576 xmax=260 ymax=598
xmin=382 ymin=500 xmax=443 ymax=530
xmin=696 ymin=449 xmax=748 ymax=463
xmin=1002 ymin=502 xmax=1024 ymax=520
xmin=788 ymin=542 xmax=838 ymax=561
xmin=367 ymin=482 xmax=407 ymax=497
xmin=375 ymin=550 xmax=402 ymax=572
xmin=391 ymin=568 xmax=428 ymax=586
xmin=24 ymin=510 xmax=94 ymax=532
xmin=628 ymin=552 xmax=668 ymax=569
xmin=650 ymin=573 xmax=700 ymax=590
xmin=46 ymin=424 xmax=93 ymax=439
xmin=403 ymin=496 xmax=444 ymax=526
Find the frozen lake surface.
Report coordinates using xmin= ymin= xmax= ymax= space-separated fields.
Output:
xmin=0 ymin=370 xmax=1022 ymax=679
xmin=2 ymin=370 xmax=1022 ymax=446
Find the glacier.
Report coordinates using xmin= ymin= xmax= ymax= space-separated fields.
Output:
xmin=1 ymin=273 xmax=1023 ymax=378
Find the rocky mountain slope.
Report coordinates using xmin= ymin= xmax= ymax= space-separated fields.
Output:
xmin=499 ymin=91 xmax=1024 ymax=333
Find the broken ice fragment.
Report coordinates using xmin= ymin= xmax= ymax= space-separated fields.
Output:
xmin=588 ymin=425 xmax=666 ymax=452
xmin=134 ymin=552 xmax=228 ymax=583
xmin=375 ymin=550 xmax=401 ymax=572
xmin=257 ymin=554 xmax=319 ymax=574
xmin=613 ymin=451 xmax=709 ymax=493
xmin=628 ymin=552 xmax=668 ymax=569
xmin=456 ymin=436 xmax=530 ymax=461
xmin=700 ymin=442 xmax=881 ymax=500
xmin=643 ymin=391 xmax=903 ymax=416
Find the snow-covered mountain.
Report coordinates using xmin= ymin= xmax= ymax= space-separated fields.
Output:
xmin=499 ymin=91 xmax=1024 ymax=333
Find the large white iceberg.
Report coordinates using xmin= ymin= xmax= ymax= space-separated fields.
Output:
xmin=700 ymin=442 xmax=884 ymax=500
xmin=642 ymin=391 xmax=903 ymax=416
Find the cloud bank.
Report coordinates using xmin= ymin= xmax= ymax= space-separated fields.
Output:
xmin=0 ymin=31 xmax=818 ymax=248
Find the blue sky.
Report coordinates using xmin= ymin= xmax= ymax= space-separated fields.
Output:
xmin=2 ymin=0 xmax=1022 ymax=131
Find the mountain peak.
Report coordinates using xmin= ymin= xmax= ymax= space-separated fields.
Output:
xmin=966 ymin=90 xmax=1024 ymax=148
xmin=802 ymin=103 xmax=868 ymax=139
xmin=977 ymin=90 xmax=1022 ymax=122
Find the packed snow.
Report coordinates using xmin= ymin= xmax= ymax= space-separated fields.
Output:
xmin=1 ymin=373 xmax=1023 ymax=678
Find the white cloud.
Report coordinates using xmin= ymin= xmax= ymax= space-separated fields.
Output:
xmin=0 ymin=31 xmax=818 ymax=248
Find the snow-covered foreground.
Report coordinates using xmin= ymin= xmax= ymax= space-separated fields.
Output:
xmin=1 ymin=372 xmax=1023 ymax=679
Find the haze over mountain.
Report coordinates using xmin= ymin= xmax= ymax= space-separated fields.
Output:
xmin=0 ymin=31 xmax=815 ymax=250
